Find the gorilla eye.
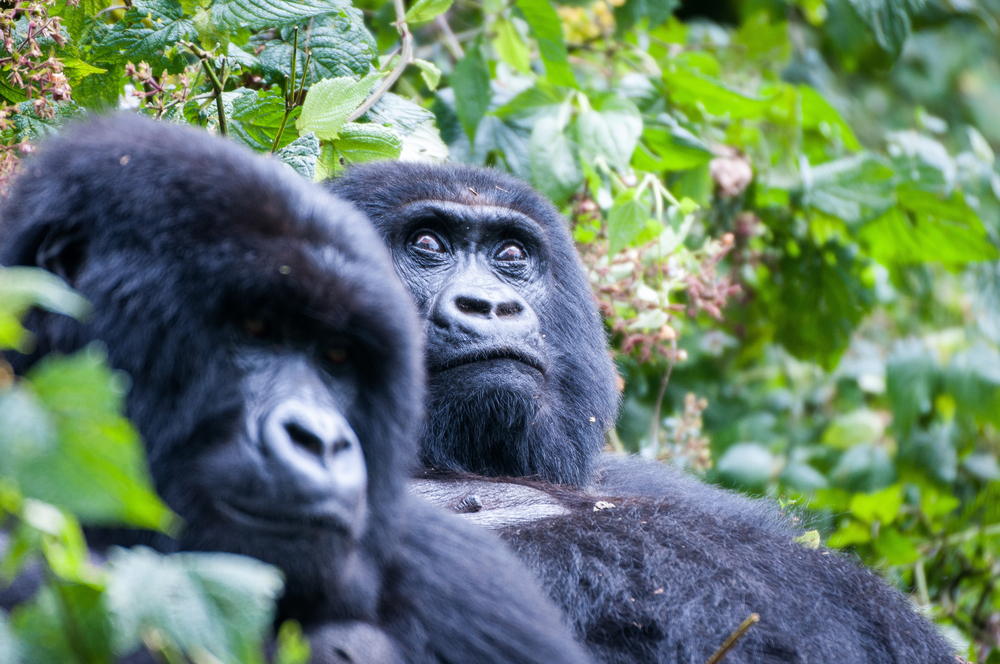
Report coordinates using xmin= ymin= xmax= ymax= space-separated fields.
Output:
xmin=411 ymin=232 xmax=445 ymax=254
xmin=327 ymin=347 xmax=348 ymax=364
xmin=245 ymin=319 xmax=267 ymax=338
xmin=496 ymin=242 xmax=526 ymax=261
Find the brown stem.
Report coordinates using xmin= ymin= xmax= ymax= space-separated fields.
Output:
xmin=436 ymin=14 xmax=464 ymax=59
xmin=648 ymin=339 xmax=677 ymax=451
xmin=704 ymin=613 xmax=760 ymax=664
xmin=347 ymin=0 xmax=412 ymax=122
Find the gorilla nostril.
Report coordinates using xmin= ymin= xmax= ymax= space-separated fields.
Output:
xmin=285 ymin=421 xmax=325 ymax=458
xmin=495 ymin=301 xmax=523 ymax=317
xmin=455 ymin=296 xmax=492 ymax=317
xmin=331 ymin=438 xmax=352 ymax=455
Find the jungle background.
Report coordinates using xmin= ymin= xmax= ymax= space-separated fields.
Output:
xmin=0 ymin=0 xmax=999 ymax=660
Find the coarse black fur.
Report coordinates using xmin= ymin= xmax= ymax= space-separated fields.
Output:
xmin=0 ymin=115 xmax=592 ymax=664
xmin=331 ymin=161 xmax=956 ymax=663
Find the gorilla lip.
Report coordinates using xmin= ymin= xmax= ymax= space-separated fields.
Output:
xmin=434 ymin=348 xmax=545 ymax=374
xmin=214 ymin=499 xmax=354 ymax=535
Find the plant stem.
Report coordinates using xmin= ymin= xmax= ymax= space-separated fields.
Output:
xmin=436 ymin=14 xmax=464 ymax=59
xmin=347 ymin=0 xmax=413 ymax=122
xmin=704 ymin=613 xmax=760 ymax=664
xmin=648 ymin=339 xmax=677 ymax=453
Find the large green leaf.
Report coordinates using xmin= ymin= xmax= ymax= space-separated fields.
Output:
xmin=332 ymin=123 xmax=402 ymax=163
xmin=106 ymin=547 xmax=283 ymax=664
xmin=662 ymin=65 xmax=771 ymax=119
xmin=860 ymin=189 xmax=999 ymax=265
xmin=492 ymin=17 xmax=531 ymax=75
xmin=92 ymin=0 xmax=194 ymax=72
xmin=255 ymin=10 xmax=376 ymax=84
xmin=885 ymin=338 xmax=939 ymax=434
xmin=0 ymin=267 xmax=91 ymax=351
xmin=845 ymin=0 xmax=923 ymax=60
xmin=530 ymin=115 xmax=582 ymax=205
xmin=475 ymin=116 xmax=532 ymax=180
xmin=1 ymin=348 xmax=176 ymax=531
xmin=452 ymin=46 xmax=492 ymax=143
xmin=277 ymin=132 xmax=321 ymax=179
xmin=515 ymin=0 xmax=577 ymax=88
xmin=295 ymin=72 xmax=380 ymax=140
xmin=404 ymin=0 xmax=454 ymax=24
xmin=607 ymin=188 xmax=653 ymax=257
xmin=212 ymin=0 xmax=350 ymax=31
xmin=801 ymin=154 xmax=897 ymax=226
xmin=227 ymin=88 xmax=300 ymax=152
xmin=577 ymin=94 xmax=643 ymax=172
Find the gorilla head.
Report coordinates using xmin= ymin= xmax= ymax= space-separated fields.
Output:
xmin=0 ymin=115 xmax=420 ymax=620
xmin=331 ymin=163 xmax=619 ymax=486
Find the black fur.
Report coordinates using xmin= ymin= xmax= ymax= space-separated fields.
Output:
xmin=0 ymin=116 xmax=592 ymax=664
xmin=331 ymin=161 xmax=956 ymax=663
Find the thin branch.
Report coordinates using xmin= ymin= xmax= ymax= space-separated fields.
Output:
xmin=347 ymin=0 xmax=413 ymax=122
xmin=436 ymin=14 xmax=464 ymax=59
xmin=648 ymin=339 xmax=678 ymax=451
xmin=184 ymin=42 xmax=228 ymax=137
xmin=704 ymin=614 xmax=760 ymax=664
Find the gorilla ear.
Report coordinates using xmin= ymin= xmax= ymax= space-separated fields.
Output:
xmin=35 ymin=225 xmax=87 ymax=284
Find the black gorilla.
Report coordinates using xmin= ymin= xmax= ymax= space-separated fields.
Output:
xmin=330 ymin=162 xmax=956 ymax=664
xmin=0 ymin=116 xmax=592 ymax=664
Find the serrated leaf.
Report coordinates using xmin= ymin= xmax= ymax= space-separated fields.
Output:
xmin=516 ymin=0 xmax=577 ymax=87
xmin=255 ymin=10 xmax=377 ymax=83
xmin=607 ymin=188 xmax=653 ymax=257
xmin=530 ymin=114 xmax=581 ymax=204
xmin=106 ymin=547 xmax=283 ymax=663
xmin=364 ymin=92 xmax=435 ymax=135
xmin=227 ymin=88 xmax=300 ymax=153
xmin=577 ymin=95 xmax=643 ymax=172
xmin=452 ymin=46 xmax=491 ymax=143
xmin=212 ymin=0 xmax=350 ymax=31
xmin=404 ymin=0 xmax=453 ymax=24
xmin=845 ymin=0 xmax=922 ymax=60
xmin=492 ymin=17 xmax=531 ymax=75
xmin=5 ymin=348 xmax=177 ymax=532
xmin=333 ymin=122 xmax=402 ymax=163
xmin=60 ymin=58 xmax=107 ymax=85
xmin=92 ymin=0 xmax=194 ymax=72
xmin=399 ymin=120 xmax=450 ymax=163
xmin=296 ymin=72 xmax=380 ymax=140
xmin=802 ymin=154 xmax=897 ymax=226
xmin=277 ymin=132 xmax=320 ymax=179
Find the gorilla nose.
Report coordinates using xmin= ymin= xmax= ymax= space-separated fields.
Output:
xmin=261 ymin=399 xmax=366 ymax=497
xmin=455 ymin=294 xmax=524 ymax=318
xmin=434 ymin=283 xmax=538 ymax=338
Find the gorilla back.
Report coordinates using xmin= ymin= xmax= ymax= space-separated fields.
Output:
xmin=331 ymin=161 xmax=956 ymax=664
xmin=0 ymin=115 xmax=592 ymax=664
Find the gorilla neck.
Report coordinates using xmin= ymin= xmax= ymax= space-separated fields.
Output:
xmin=421 ymin=375 xmax=596 ymax=486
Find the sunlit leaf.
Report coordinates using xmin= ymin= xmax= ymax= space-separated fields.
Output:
xmin=492 ymin=17 xmax=531 ymax=75
xmin=516 ymin=0 xmax=577 ymax=88
xmin=296 ymin=72 xmax=381 ymax=140
xmin=212 ymin=0 xmax=350 ymax=31
xmin=452 ymin=46 xmax=492 ymax=143
xmin=404 ymin=0 xmax=453 ymax=24
xmin=530 ymin=115 xmax=582 ymax=205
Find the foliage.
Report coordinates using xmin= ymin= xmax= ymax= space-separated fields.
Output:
xmin=0 ymin=0 xmax=998 ymax=659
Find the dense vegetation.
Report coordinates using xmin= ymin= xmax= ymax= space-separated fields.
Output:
xmin=0 ymin=0 xmax=998 ymax=660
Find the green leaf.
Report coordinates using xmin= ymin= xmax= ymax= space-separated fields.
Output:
xmin=295 ymin=72 xmax=381 ymax=140
xmin=493 ymin=83 xmax=565 ymax=120
xmin=474 ymin=116 xmax=532 ymax=180
xmin=530 ymin=115 xmax=582 ymax=205
xmin=332 ymin=123 xmax=403 ymax=163
xmin=716 ymin=442 xmax=775 ymax=489
xmin=92 ymin=0 xmax=195 ymax=72
xmin=404 ymin=0 xmax=454 ymax=24
xmin=613 ymin=0 xmax=678 ymax=34
xmin=106 ymin=547 xmax=283 ymax=664
xmin=276 ymin=133 xmax=320 ymax=179
xmin=212 ymin=0 xmax=350 ymax=31
xmin=515 ymin=0 xmax=577 ymax=88
xmin=577 ymin=95 xmax=643 ymax=172
xmin=452 ymin=46 xmax=492 ymax=143
xmin=492 ymin=17 xmax=531 ymax=75
xmin=414 ymin=58 xmax=442 ymax=90
xmin=399 ymin=120 xmax=450 ymax=163
xmin=860 ymin=190 xmax=999 ymax=265
xmin=875 ymin=527 xmax=919 ymax=564
xmin=798 ymin=86 xmax=861 ymax=151
xmin=364 ymin=92 xmax=436 ymax=135
xmin=254 ymin=10 xmax=377 ymax=84
xmin=831 ymin=443 xmax=895 ymax=492
xmin=845 ymin=0 xmax=922 ymax=60
xmin=607 ymin=188 xmax=653 ymax=257
xmin=60 ymin=58 xmax=107 ymax=86
xmin=802 ymin=154 xmax=897 ymax=226
xmin=662 ymin=65 xmax=771 ymax=119
xmin=636 ymin=123 xmax=712 ymax=172
xmin=227 ymin=88 xmax=299 ymax=153
xmin=849 ymin=484 xmax=903 ymax=523
xmin=0 ymin=267 xmax=91 ymax=352
xmin=12 ymin=348 xmax=177 ymax=532
xmin=886 ymin=339 xmax=939 ymax=434
xmin=822 ymin=409 xmax=885 ymax=450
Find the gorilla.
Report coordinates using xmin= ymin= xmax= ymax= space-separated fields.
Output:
xmin=330 ymin=162 xmax=957 ymax=664
xmin=0 ymin=116 xmax=593 ymax=664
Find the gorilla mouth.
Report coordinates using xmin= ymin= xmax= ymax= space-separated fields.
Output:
xmin=214 ymin=499 xmax=353 ymax=535
xmin=435 ymin=348 xmax=545 ymax=374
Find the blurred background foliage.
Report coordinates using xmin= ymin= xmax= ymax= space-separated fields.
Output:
xmin=0 ymin=0 xmax=999 ymax=659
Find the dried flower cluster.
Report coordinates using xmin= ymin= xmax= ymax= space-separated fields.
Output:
xmin=125 ymin=61 xmax=194 ymax=118
xmin=0 ymin=0 xmax=71 ymax=190
xmin=657 ymin=393 xmax=712 ymax=471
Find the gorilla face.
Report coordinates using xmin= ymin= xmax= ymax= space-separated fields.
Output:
xmin=330 ymin=163 xmax=621 ymax=487
xmin=0 ymin=115 xmax=422 ymax=620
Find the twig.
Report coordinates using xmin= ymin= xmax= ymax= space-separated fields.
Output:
xmin=184 ymin=42 xmax=228 ymax=137
xmin=95 ymin=4 xmax=130 ymax=17
xmin=436 ymin=14 xmax=464 ymax=59
xmin=704 ymin=613 xmax=760 ymax=664
xmin=648 ymin=338 xmax=677 ymax=451
xmin=347 ymin=0 xmax=413 ymax=122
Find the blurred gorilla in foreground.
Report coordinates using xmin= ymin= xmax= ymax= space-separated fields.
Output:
xmin=331 ymin=162 xmax=956 ymax=664
xmin=0 ymin=116 xmax=593 ymax=664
